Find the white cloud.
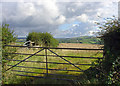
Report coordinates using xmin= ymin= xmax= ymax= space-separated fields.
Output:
xmin=2 ymin=1 xmax=118 ymax=37
xmin=42 ymin=1 xmax=59 ymax=18
xmin=18 ymin=3 xmax=35 ymax=16
xmin=76 ymin=14 xmax=88 ymax=22
xmin=72 ymin=24 xmax=79 ymax=27
xmin=56 ymin=15 xmax=66 ymax=24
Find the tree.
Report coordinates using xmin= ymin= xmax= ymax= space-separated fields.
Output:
xmin=26 ymin=32 xmax=41 ymax=45
xmin=26 ymin=32 xmax=59 ymax=47
xmin=2 ymin=24 xmax=16 ymax=46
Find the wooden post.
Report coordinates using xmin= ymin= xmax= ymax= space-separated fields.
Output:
xmin=103 ymin=49 xmax=105 ymax=59
xmin=45 ymin=48 xmax=48 ymax=76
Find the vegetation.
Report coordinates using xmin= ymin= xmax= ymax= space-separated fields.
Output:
xmin=2 ymin=24 xmax=16 ymax=46
xmin=2 ymin=24 xmax=17 ymax=68
xmin=98 ymin=17 xmax=120 ymax=85
xmin=26 ymin=32 xmax=59 ymax=47
xmin=57 ymin=36 xmax=102 ymax=44
xmin=81 ymin=17 xmax=120 ymax=85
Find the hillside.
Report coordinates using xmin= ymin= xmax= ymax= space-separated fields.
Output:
xmin=57 ymin=36 xmax=102 ymax=44
xmin=17 ymin=36 xmax=102 ymax=44
xmin=17 ymin=37 xmax=26 ymax=42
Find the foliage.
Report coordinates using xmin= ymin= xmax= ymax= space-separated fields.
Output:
xmin=2 ymin=24 xmax=16 ymax=46
xmin=40 ymin=32 xmax=59 ymax=47
xmin=2 ymin=24 xmax=17 ymax=67
xmin=26 ymin=32 xmax=59 ymax=47
xmin=100 ymin=17 xmax=120 ymax=85
xmin=83 ymin=17 xmax=120 ymax=85
xmin=26 ymin=32 xmax=41 ymax=45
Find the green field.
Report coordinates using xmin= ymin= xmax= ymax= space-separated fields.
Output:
xmin=3 ymin=43 xmax=103 ymax=84
xmin=57 ymin=36 xmax=102 ymax=44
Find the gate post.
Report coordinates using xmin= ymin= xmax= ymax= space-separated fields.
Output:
xmin=45 ymin=48 xmax=48 ymax=76
xmin=103 ymin=48 xmax=105 ymax=59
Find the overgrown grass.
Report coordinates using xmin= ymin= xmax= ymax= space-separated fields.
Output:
xmin=3 ymin=43 xmax=103 ymax=84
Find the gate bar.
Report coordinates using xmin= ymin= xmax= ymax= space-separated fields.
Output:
xmin=11 ymin=70 xmax=79 ymax=77
xmin=48 ymin=49 xmax=84 ymax=72
xmin=4 ymin=48 xmax=44 ymax=72
xmin=6 ymin=59 xmax=93 ymax=65
xmin=7 ymin=65 xmax=83 ymax=72
xmin=5 ymin=45 xmax=103 ymax=50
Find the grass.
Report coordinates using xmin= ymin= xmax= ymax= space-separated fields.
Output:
xmin=3 ymin=43 xmax=103 ymax=84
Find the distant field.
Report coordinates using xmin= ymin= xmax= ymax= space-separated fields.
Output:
xmin=58 ymin=43 xmax=103 ymax=49
xmin=57 ymin=36 xmax=102 ymax=44
xmin=3 ymin=43 xmax=103 ymax=84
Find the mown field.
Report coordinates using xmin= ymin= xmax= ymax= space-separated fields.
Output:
xmin=3 ymin=43 xmax=103 ymax=84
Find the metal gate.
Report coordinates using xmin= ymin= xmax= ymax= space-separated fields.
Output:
xmin=4 ymin=45 xmax=104 ymax=83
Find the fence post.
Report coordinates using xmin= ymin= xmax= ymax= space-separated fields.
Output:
xmin=45 ymin=48 xmax=48 ymax=76
xmin=103 ymin=49 xmax=105 ymax=59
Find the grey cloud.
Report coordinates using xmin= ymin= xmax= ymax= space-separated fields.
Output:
xmin=2 ymin=1 xmax=118 ymax=38
xmin=57 ymin=2 xmax=102 ymax=18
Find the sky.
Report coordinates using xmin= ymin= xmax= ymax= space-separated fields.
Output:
xmin=1 ymin=0 xmax=118 ymax=38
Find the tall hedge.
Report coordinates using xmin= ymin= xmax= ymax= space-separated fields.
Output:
xmin=99 ymin=18 xmax=120 ymax=84
xmin=83 ymin=17 xmax=120 ymax=85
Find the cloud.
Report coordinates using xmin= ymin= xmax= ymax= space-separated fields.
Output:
xmin=76 ymin=14 xmax=88 ymax=22
xmin=55 ymin=22 xmax=94 ymax=38
xmin=56 ymin=15 xmax=66 ymax=24
xmin=2 ymin=1 xmax=118 ymax=38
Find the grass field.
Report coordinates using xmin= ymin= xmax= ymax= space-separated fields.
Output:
xmin=3 ymin=43 xmax=103 ymax=84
